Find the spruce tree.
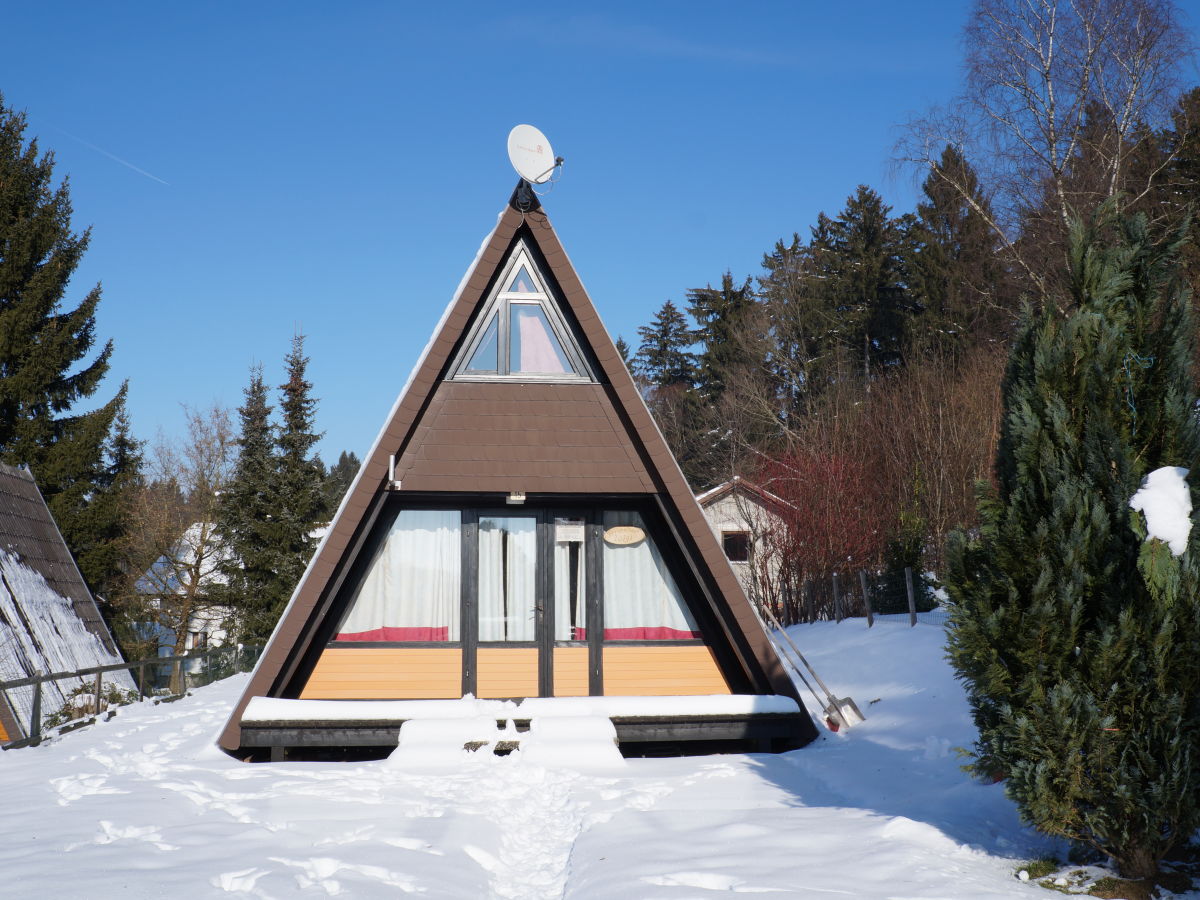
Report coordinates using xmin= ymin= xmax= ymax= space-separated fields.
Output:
xmin=322 ymin=449 xmax=360 ymax=511
xmin=614 ymin=336 xmax=631 ymax=367
xmin=0 ymin=96 xmax=124 ymax=573
xmin=687 ymin=273 xmax=754 ymax=401
xmin=813 ymin=186 xmax=909 ymax=375
xmin=265 ymin=334 xmax=328 ymax=637
xmin=633 ymin=300 xmax=696 ymax=387
xmin=758 ymin=233 xmax=835 ymax=419
xmin=75 ymin=396 xmax=144 ymax=604
xmin=904 ymin=145 xmax=1011 ymax=356
xmin=944 ymin=209 xmax=1200 ymax=881
xmin=217 ymin=365 xmax=278 ymax=641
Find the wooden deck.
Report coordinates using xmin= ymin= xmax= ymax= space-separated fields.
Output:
xmin=236 ymin=706 xmax=810 ymax=761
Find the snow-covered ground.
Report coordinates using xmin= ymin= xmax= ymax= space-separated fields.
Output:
xmin=3 ymin=616 xmax=1166 ymax=899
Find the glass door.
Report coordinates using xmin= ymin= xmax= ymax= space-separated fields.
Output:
xmin=477 ymin=515 xmax=537 ymax=641
xmin=473 ymin=514 xmax=540 ymax=698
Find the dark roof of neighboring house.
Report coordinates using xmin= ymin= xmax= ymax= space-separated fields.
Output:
xmin=0 ymin=462 xmax=117 ymax=655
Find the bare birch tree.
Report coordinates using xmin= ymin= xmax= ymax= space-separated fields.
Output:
xmin=112 ymin=405 xmax=236 ymax=657
xmin=899 ymin=0 xmax=1193 ymax=289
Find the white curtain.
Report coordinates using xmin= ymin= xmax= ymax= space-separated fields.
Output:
xmin=554 ymin=533 xmax=586 ymax=640
xmin=478 ymin=516 xmax=536 ymax=641
xmin=335 ymin=509 xmax=461 ymax=641
xmin=602 ymin=511 xmax=698 ymax=640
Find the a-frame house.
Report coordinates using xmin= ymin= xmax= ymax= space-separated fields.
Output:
xmin=219 ymin=186 xmax=818 ymax=759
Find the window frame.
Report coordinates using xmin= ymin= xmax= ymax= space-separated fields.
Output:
xmin=721 ymin=530 xmax=752 ymax=563
xmin=449 ymin=242 xmax=596 ymax=383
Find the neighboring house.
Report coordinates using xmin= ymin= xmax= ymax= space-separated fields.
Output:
xmin=696 ymin=477 xmax=794 ymax=614
xmin=0 ymin=462 xmax=132 ymax=743
xmin=136 ymin=522 xmax=331 ymax=655
xmin=135 ymin=521 xmax=232 ymax=656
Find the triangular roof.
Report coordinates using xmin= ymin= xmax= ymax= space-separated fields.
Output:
xmin=695 ymin=476 xmax=796 ymax=514
xmin=218 ymin=187 xmax=814 ymax=752
xmin=0 ymin=462 xmax=126 ymax=741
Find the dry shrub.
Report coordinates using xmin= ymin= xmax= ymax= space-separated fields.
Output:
xmin=752 ymin=344 xmax=1006 ymax=604
xmin=864 ymin=343 xmax=1007 ymax=571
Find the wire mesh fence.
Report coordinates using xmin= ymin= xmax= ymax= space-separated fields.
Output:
xmin=770 ymin=567 xmax=949 ymax=628
xmin=0 ymin=643 xmax=264 ymax=749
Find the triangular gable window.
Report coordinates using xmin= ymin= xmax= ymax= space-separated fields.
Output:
xmin=452 ymin=243 xmax=594 ymax=381
xmin=506 ymin=265 xmax=537 ymax=294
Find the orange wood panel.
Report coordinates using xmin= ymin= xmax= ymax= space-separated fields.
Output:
xmin=476 ymin=647 xmax=539 ymax=699
xmin=602 ymin=645 xmax=731 ymax=696
xmin=300 ymin=648 xmax=462 ymax=699
xmin=552 ymin=647 xmax=589 ymax=697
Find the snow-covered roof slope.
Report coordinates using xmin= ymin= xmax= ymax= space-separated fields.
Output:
xmin=0 ymin=463 xmax=130 ymax=740
xmin=0 ymin=462 xmax=115 ymax=651
xmin=0 ymin=549 xmax=130 ymax=736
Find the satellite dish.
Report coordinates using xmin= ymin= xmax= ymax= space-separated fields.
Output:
xmin=508 ymin=124 xmax=560 ymax=185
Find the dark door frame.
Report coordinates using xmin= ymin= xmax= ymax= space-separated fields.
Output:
xmin=461 ymin=507 xmax=593 ymax=698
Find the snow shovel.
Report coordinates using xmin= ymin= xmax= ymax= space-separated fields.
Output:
xmin=761 ymin=604 xmax=865 ymax=732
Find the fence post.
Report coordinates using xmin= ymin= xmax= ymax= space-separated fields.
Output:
xmin=859 ymin=570 xmax=873 ymax=627
xmin=94 ymin=671 xmax=103 ymax=715
xmin=905 ymin=566 xmax=917 ymax=627
xmin=30 ymin=680 xmax=41 ymax=743
xmin=138 ymin=662 xmax=146 ymax=701
xmin=832 ymin=573 xmax=842 ymax=623
xmin=803 ymin=578 xmax=814 ymax=623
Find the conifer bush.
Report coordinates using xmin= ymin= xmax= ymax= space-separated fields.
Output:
xmin=944 ymin=210 xmax=1200 ymax=881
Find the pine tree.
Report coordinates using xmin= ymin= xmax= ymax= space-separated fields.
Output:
xmin=633 ymin=300 xmax=696 ymax=387
xmin=687 ymin=273 xmax=755 ymax=401
xmin=813 ymin=186 xmax=909 ymax=375
xmin=614 ymin=336 xmax=631 ymax=367
xmin=322 ymin=449 xmax=360 ymax=511
xmin=904 ymin=145 xmax=1012 ymax=356
xmin=217 ymin=366 xmax=278 ymax=641
xmin=944 ymin=209 xmax=1200 ymax=880
xmin=75 ymin=396 xmax=144 ymax=604
xmin=0 ymin=96 xmax=124 ymax=570
xmin=758 ymin=233 xmax=836 ymax=420
xmin=265 ymin=334 xmax=328 ymax=637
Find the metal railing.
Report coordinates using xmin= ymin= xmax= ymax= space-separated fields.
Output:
xmin=0 ymin=643 xmax=263 ymax=750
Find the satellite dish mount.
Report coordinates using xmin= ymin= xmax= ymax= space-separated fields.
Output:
xmin=507 ymin=124 xmax=563 ymax=210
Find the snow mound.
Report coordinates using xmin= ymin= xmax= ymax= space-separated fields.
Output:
xmin=1130 ymin=465 xmax=1192 ymax=555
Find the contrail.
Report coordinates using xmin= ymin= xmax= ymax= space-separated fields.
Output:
xmin=55 ymin=128 xmax=170 ymax=185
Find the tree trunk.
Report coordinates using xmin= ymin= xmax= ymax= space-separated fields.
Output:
xmin=1116 ymin=845 xmax=1159 ymax=883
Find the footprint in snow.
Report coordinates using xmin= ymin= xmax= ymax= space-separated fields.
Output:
xmin=65 ymin=819 xmax=178 ymax=852
xmin=50 ymin=773 xmax=128 ymax=806
xmin=268 ymin=855 xmax=420 ymax=895
xmin=212 ymin=867 xmax=270 ymax=893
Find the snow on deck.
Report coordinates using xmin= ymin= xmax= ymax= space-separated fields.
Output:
xmin=0 ymin=616 xmax=1080 ymax=899
xmin=243 ymin=693 xmax=800 ymax=723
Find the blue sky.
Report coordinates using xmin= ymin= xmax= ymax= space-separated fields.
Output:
xmin=3 ymin=3 xmax=1197 ymax=462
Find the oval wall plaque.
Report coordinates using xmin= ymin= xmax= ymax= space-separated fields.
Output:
xmin=603 ymin=525 xmax=645 ymax=546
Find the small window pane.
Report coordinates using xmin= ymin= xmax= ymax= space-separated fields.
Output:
xmin=478 ymin=516 xmax=537 ymax=641
xmin=335 ymin=510 xmax=462 ymax=642
xmin=510 ymin=304 xmax=572 ymax=374
xmin=465 ymin=314 xmax=499 ymax=372
xmin=554 ymin=517 xmax=587 ymax=640
xmin=722 ymin=531 xmax=751 ymax=562
xmin=505 ymin=265 xmax=538 ymax=294
xmin=602 ymin=511 xmax=699 ymax=640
